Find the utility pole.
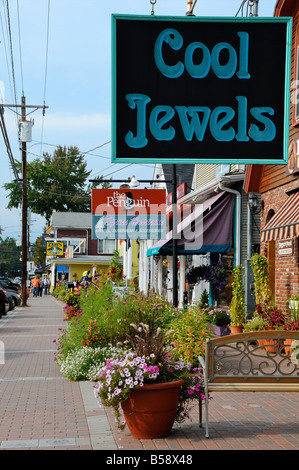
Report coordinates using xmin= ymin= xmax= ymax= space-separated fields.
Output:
xmin=1 ymin=98 xmax=48 ymax=306
xmin=21 ymin=95 xmax=27 ymax=306
xmin=172 ymin=164 xmax=178 ymax=308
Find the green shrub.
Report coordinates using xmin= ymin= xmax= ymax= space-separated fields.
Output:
xmin=52 ymin=283 xmax=67 ymax=300
xmin=168 ymin=305 xmax=211 ymax=365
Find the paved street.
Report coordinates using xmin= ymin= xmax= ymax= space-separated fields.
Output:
xmin=0 ymin=294 xmax=299 ymax=451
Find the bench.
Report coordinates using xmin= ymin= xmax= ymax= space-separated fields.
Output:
xmin=199 ymin=330 xmax=299 ymax=438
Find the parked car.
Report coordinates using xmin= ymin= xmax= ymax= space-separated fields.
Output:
xmin=0 ymin=279 xmax=21 ymax=294
xmin=5 ymin=290 xmax=21 ymax=310
xmin=0 ymin=289 xmax=9 ymax=317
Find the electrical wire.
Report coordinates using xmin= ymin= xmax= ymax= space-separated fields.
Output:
xmin=0 ymin=106 xmax=21 ymax=191
xmin=16 ymin=0 xmax=24 ymax=95
xmin=40 ymin=0 xmax=51 ymax=157
xmin=5 ymin=0 xmax=17 ymax=106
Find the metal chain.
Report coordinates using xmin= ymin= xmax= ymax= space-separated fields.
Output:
xmin=150 ymin=0 xmax=156 ymax=15
xmin=248 ymin=0 xmax=254 ymax=16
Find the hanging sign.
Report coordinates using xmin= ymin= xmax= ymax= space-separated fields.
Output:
xmin=91 ymin=188 xmax=166 ymax=240
xmin=46 ymin=241 xmax=64 ymax=256
xmin=111 ymin=15 xmax=292 ymax=165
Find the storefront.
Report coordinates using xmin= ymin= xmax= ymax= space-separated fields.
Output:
xmin=146 ymin=189 xmax=236 ymax=306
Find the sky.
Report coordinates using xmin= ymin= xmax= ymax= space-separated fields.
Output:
xmin=0 ymin=0 xmax=278 ymax=244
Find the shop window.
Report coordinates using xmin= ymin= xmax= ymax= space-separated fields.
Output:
xmin=266 ymin=209 xmax=275 ymax=224
xmin=98 ymin=239 xmax=117 ymax=254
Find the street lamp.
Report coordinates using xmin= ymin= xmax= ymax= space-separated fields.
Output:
xmin=248 ymin=192 xmax=263 ymax=214
xmin=129 ymin=176 xmax=140 ymax=187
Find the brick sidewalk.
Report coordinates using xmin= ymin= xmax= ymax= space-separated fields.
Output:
xmin=0 ymin=294 xmax=299 ymax=451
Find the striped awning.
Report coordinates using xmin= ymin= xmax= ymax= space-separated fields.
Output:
xmin=261 ymin=192 xmax=299 ymax=242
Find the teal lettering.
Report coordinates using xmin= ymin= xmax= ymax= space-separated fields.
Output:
xmin=175 ymin=106 xmax=211 ymax=140
xmin=210 ymin=106 xmax=235 ymax=141
xmin=235 ymin=96 xmax=249 ymax=141
xmin=249 ymin=107 xmax=276 ymax=141
xmin=149 ymin=105 xmax=175 ymax=141
xmin=184 ymin=42 xmax=211 ymax=79
xmin=211 ymin=42 xmax=237 ymax=79
xmin=125 ymin=94 xmax=150 ymax=148
xmin=237 ymin=32 xmax=250 ymax=79
xmin=154 ymin=28 xmax=184 ymax=78
xmin=154 ymin=29 xmax=250 ymax=80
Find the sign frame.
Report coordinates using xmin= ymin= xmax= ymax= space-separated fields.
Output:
xmin=91 ymin=188 xmax=167 ymax=240
xmin=111 ymin=15 xmax=292 ymax=165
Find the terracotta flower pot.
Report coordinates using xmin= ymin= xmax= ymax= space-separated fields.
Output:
xmin=262 ymin=327 xmax=283 ymax=353
xmin=284 ymin=338 xmax=294 ymax=359
xmin=121 ymin=379 xmax=184 ymax=439
xmin=230 ymin=325 xmax=243 ymax=334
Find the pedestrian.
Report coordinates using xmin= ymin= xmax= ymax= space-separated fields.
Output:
xmin=31 ymin=276 xmax=41 ymax=298
xmin=39 ymin=279 xmax=44 ymax=297
xmin=44 ymin=277 xmax=49 ymax=295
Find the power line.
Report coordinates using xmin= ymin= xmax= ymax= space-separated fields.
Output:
xmin=40 ymin=0 xmax=51 ymax=157
xmin=0 ymin=106 xmax=21 ymax=191
xmin=5 ymin=0 xmax=17 ymax=106
xmin=16 ymin=0 xmax=24 ymax=95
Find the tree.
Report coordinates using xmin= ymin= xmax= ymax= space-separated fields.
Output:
xmin=4 ymin=145 xmax=111 ymax=225
xmin=0 ymin=236 xmax=21 ymax=277
xmin=31 ymin=235 xmax=46 ymax=267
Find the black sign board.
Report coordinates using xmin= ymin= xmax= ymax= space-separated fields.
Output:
xmin=111 ymin=15 xmax=292 ymax=164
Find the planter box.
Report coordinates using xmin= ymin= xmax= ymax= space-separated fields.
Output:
xmin=213 ymin=324 xmax=230 ymax=336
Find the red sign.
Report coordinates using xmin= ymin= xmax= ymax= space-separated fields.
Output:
xmin=91 ymin=189 xmax=166 ymax=214
xmin=91 ymin=189 xmax=166 ymax=240
xmin=166 ymin=183 xmax=186 ymax=206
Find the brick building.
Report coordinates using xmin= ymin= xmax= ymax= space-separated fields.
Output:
xmin=244 ymin=0 xmax=299 ymax=311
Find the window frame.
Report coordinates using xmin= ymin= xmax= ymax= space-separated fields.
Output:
xmin=97 ymin=239 xmax=117 ymax=254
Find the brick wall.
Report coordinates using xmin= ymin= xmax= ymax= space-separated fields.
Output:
xmin=260 ymin=179 xmax=299 ymax=311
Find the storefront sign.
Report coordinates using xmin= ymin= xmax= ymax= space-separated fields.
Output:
xmin=278 ymin=239 xmax=293 ymax=256
xmin=46 ymin=241 xmax=64 ymax=256
xmin=111 ymin=15 xmax=292 ymax=165
xmin=91 ymin=188 xmax=166 ymax=240
xmin=166 ymin=182 xmax=186 ymax=205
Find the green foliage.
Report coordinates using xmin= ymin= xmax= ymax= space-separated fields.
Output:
xmin=31 ymin=235 xmax=46 ymax=267
xmin=203 ymin=307 xmax=231 ymax=326
xmin=168 ymin=306 xmax=212 ymax=366
xmin=0 ymin=236 xmax=21 ymax=277
xmin=4 ymin=145 xmax=112 ymax=223
xmin=198 ymin=289 xmax=209 ymax=308
xmin=64 ymin=290 xmax=80 ymax=308
xmin=229 ymin=265 xmax=246 ymax=327
xmin=243 ymin=315 xmax=268 ymax=332
xmin=250 ymin=253 xmax=274 ymax=310
xmin=52 ymin=283 xmax=67 ymax=300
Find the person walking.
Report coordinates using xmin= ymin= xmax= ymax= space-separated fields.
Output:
xmin=39 ymin=278 xmax=44 ymax=297
xmin=31 ymin=276 xmax=41 ymax=298
xmin=44 ymin=277 xmax=49 ymax=295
